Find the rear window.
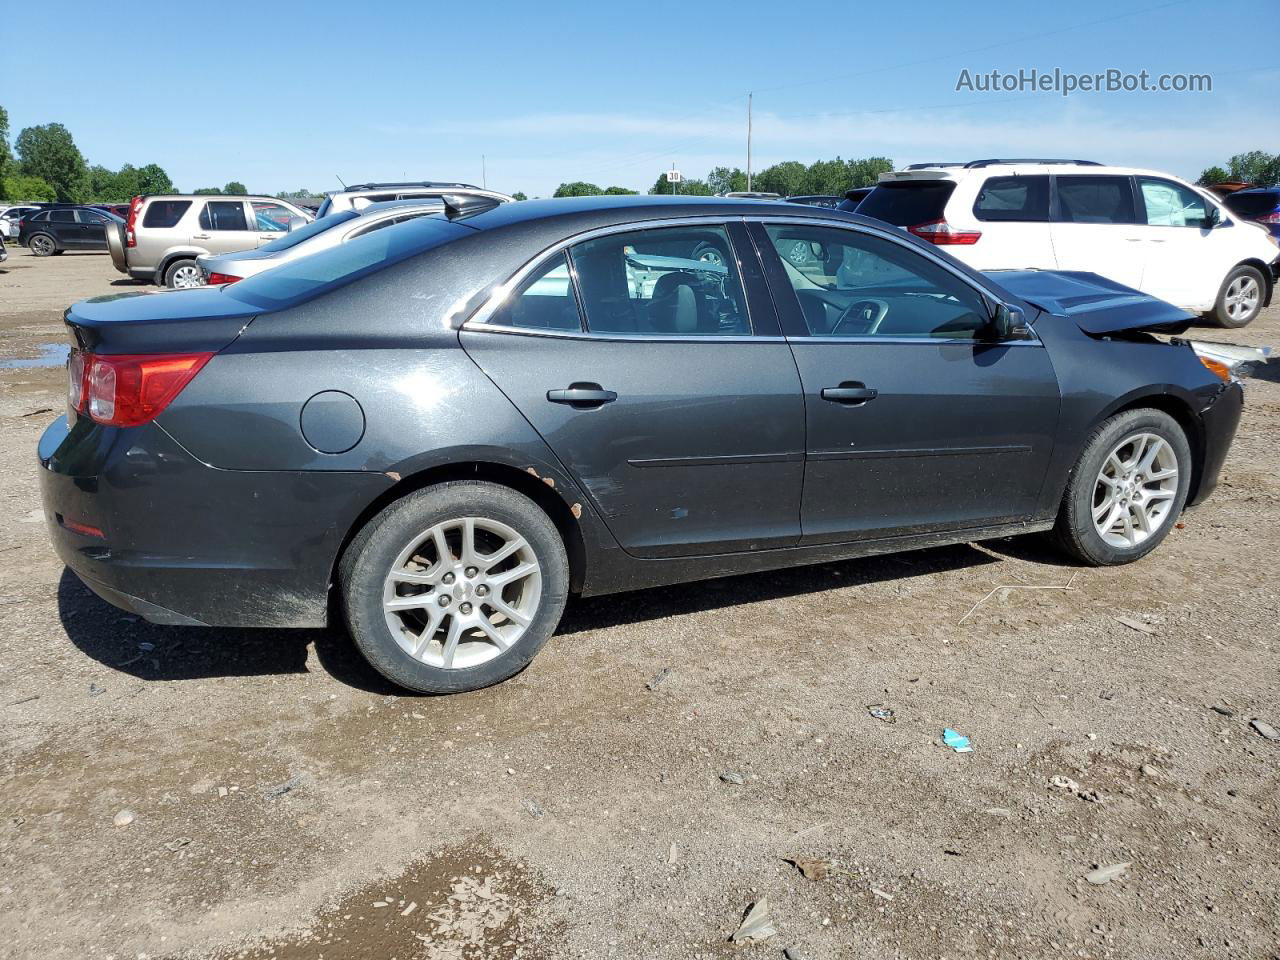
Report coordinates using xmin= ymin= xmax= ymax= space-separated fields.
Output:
xmin=1225 ymin=190 xmax=1280 ymax=219
xmin=223 ymin=215 xmax=469 ymax=312
xmin=972 ymin=175 xmax=1050 ymax=222
xmin=257 ymin=209 xmax=358 ymax=252
xmin=856 ymin=181 xmax=957 ymax=226
xmin=142 ymin=200 xmax=192 ymax=228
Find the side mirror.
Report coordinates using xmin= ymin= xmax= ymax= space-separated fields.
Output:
xmin=990 ymin=303 xmax=1028 ymax=341
xmin=1202 ymin=206 xmax=1222 ymax=229
xmin=287 ymin=216 xmax=307 ymax=232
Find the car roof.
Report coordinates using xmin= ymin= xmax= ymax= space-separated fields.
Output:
xmin=456 ymin=194 xmax=864 ymax=233
xmin=141 ymin=194 xmax=294 ymax=202
xmin=327 ymin=181 xmax=486 ymax=196
xmin=882 ymin=162 xmax=1202 ymax=182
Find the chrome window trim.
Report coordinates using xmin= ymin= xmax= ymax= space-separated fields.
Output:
xmin=749 ymin=214 xmax=1042 ymax=345
xmin=460 ymin=212 xmax=1041 ymax=346
xmin=461 ymin=215 xmax=763 ymax=336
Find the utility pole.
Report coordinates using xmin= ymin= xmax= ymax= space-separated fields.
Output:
xmin=746 ymin=92 xmax=753 ymax=192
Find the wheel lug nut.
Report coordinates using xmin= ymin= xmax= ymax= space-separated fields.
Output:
xmin=465 ymin=566 xmax=478 ymax=578
xmin=442 ymin=572 xmax=455 ymax=584
xmin=476 ymin=585 xmax=489 ymax=597
xmin=438 ymin=595 xmax=451 ymax=606
xmin=460 ymin=602 xmax=473 ymax=615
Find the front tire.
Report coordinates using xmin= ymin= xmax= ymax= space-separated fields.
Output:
xmin=164 ymin=258 xmax=204 ymax=289
xmin=1209 ymin=264 xmax=1265 ymax=328
xmin=29 ymin=233 xmax=56 ymax=257
xmin=339 ymin=481 xmax=569 ymax=694
xmin=1054 ymin=409 xmax=1191 ymax=566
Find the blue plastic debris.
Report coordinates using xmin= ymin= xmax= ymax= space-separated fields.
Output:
xmin=943 ymin=728 xmax=973 ymax=753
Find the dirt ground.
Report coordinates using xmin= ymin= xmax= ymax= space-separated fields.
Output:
xmin=1 ymin=249 xmax=1278 ymax=960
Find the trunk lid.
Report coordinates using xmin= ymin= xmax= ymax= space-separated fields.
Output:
xmin=986 ymin=269 xmax=1194 ymax=335
xmin=65 ymin=288 xmax=259 ymax=353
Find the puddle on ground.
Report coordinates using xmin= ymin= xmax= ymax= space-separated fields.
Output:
xmin=197 ymin=841 xmax=561 ymax=960
xmin=0 ymin=342 xmax=69 ymax=369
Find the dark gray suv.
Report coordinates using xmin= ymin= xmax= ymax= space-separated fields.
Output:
xmin=38 ymin=196 xmax=1245 ymax=694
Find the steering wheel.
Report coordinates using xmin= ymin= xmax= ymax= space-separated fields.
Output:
xmin=831 ymin=298 xmax=889 ymax=336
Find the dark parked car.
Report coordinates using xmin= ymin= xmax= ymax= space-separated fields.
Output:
xmin=786 ymin=195 xmax=843 ymax=208
xmin=39 ymin=196 xmax=1245 ymax=694
xmin=837 ymin=186 xmax=875 ymax=212
xmin=20 ymin=206 xmax=123 ymax=256
xmin=1224 ymin=187 xmax=1280 ymax=239
xmin=90 ymin=203 xmax=131 ymax=220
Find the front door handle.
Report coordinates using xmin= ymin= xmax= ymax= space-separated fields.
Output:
xmin=547 ymin=383 xmax=618 ymax=408
xmin=821 ymin=382 xmax=878 ymax=405
xmin=192 ymin=233 xmax=211 ymax=240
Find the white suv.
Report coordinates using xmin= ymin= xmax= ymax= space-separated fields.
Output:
xmin=857 ymin=159 xmax=1280 ymax=327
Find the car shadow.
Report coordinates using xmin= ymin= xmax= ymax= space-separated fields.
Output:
xmin=56 ymin=568 xmax=401 ymax=695
xmin=556 ymin=541 xmax=1006 ymax=635
xmin=1250 ymin=359 xmax=1280 ymax=384
xmin=57 ymin=541 xmax=1014 ymax=691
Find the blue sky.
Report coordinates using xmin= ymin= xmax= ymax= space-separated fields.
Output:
xmin=6 ymin=0 xmax=1278 ymax=197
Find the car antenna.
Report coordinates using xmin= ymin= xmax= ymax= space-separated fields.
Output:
xmin=335 ymin=174 xmax=348 ymax=189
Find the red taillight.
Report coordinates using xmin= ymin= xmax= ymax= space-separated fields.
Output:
xmin=205 ymin=272 xmax=241 ymax=285
xmin=908 ymin=218 xmax=982 ymax=245
xmin=1256 ymin=212 xmax=1280 ymax=224
xmin=68 ymin=352 xmax=212 ymax=427
xmin=126 ymin=195 xmax=143 ymax=248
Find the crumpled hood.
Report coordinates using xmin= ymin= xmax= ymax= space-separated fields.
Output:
xmin=986 ymin=269 xmax=1195 ymax=335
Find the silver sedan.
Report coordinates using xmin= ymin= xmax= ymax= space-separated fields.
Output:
xmin=195 ymin=199 xmax=448 ymax=284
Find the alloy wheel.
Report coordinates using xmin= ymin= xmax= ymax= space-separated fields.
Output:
xmin=31 ymin=235 xmax=54 ymax=256
xmin=381 ymin=516 xmax=541 ymax=670
xmin=170 ymin=265 xmax=204 ymax=289
xmin=1092 ymin=432 xmax=1179 ymax=548
xmin=1225 ymin=274 xmax=1260 ymax=323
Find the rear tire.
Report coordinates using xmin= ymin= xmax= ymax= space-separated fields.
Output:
xmin=164 ymin=258 xmax=204 ymax=289
xmin=1054 ymin=408 xmax=1191 ymax=566
xmin=29 ymin=233 xmax=56 ymax=257
xmin=339 ymin=481 xmax=569 ymax=694
xmin=1209 ymin=264 xmax=1265 ymax=328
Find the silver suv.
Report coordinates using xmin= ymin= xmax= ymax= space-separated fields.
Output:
xmin=107 ymin=195 xmax=313 ymax=288
xmin=315 ymin=181 xmax=511 ymax=218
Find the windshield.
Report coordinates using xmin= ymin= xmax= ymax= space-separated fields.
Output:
xmin=257 ymin=209 xmax=358 ymax=252
xmin=223 ymin=215 xmax=470 ymax=312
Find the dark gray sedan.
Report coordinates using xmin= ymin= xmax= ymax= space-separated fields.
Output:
xmin=38 ymin=196 xmax=1246 ymax=693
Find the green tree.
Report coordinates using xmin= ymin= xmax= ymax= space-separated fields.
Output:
xmin=602 ymin=185 xmax=638 ymax=195
xmin=845 ymin=156 xmax=894 ymax=189
xmin=3 ymin=173 xmax=56 ymax=202
xmin=1197 ymin=166 xmax=1230 ymax=186
xmin=753 ymin=161 xmax=806 ymax=196
xmin=553 ymin=181 xmax=603 ymax=197
xmin=223 ymin=180 xmax=247 ymax=195
xmin=801 ymin=157 xmax=852 ymax=195
xmin=0 ymin=106 xmax=12 ymax=201
xmin=275 ymin=188 xmax=314 ymax=201
xmin=510 ymin=191 xmax=528 ymax=201
xmin=1227 ymin=150 xmax=1280 ymax=187
xmin=707 ymin=166 xmax=748 ymax=195
xmin=134 ymin=163 xmax=174 ymax=195
xmin=15 ymin=122 xmax=89 ymax=202
xmin=193 ymin=187 xmax=223 ymax=195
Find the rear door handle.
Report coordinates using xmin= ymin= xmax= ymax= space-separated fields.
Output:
xmin=192 ymin=233 xmax=211 ymax=240
xmin=821 ymin=383 xmax=878 ymax=405
xmin=547 ymin=384 xmax=617 ymax=408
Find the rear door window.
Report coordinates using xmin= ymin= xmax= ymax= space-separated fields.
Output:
xmin=142 ymin=200 xmax=192 ymax=228
xmin=76 ymin=209 xmax=106 ymax=223
xmin=856 ymin=181 xmax=957 ymax=226
xmin=251 ymin=201 xmax=296 ymax=231
xmin=49 ymin=210 xmax=75 ymax=222
xmin=569 ymin=225 xmax=751 ymax=336
xmin=972 ymin=176 xmax=1050 ymax=221
xmin=1054 ymin=176 xmax=1137 ymax=224
xmin=199 ymin=201 xmax=249 ymax=231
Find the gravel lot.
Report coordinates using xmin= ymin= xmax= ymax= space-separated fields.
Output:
xmin=1 ymin=249 xmax=1278 ymax=960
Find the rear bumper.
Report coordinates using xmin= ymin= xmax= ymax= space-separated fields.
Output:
xmin=38 ymin=415 xmax=393 ymax=628
xmin=1188 ymin=380 xmax=1244 ymax=507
